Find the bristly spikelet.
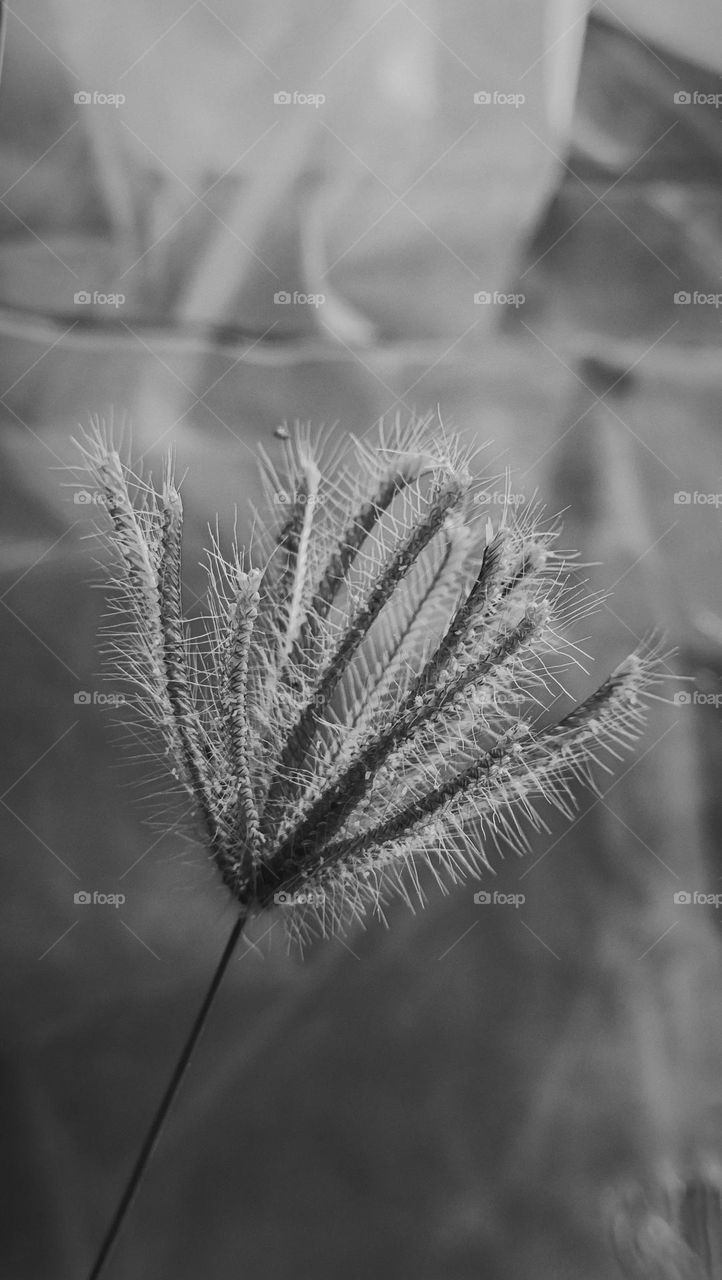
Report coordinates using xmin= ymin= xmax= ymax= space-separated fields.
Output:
xmin=75 ymin=415 xmax=667 ymax=944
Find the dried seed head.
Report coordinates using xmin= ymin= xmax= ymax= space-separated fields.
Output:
xmin=76 ymin=416 xmax=667 ymax=943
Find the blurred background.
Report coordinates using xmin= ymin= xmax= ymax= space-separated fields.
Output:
xmin=2 ymin=2 xmax=722 ymax=1276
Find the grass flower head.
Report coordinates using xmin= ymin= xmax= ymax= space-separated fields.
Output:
xmin=75 ymin=416 xmax=663 ymax=942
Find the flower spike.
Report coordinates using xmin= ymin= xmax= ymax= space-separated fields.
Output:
xmin=76 ymin=416 xmax=666 ymax=942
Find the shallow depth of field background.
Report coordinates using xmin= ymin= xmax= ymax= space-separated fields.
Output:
xmin=2 ymin=3 xmax=722 ymax=1277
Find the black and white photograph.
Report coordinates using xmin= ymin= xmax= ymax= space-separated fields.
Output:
xmin=2 ymin=2 xmax=722 ymax=1277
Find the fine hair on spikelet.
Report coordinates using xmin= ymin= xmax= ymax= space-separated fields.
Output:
xmin=73 ymin=413 xmax=667 ymax=945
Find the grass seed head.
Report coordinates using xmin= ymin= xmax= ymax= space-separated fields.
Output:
xmin=76 ymin=415 xmax=666 ymax=943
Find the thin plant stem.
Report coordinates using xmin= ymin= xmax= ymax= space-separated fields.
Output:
xmin=86 ymin=909 xmax=248 ymax=1280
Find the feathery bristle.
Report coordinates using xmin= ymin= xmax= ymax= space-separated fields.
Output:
xmin=75 ymin=416 xmax=667 ymax=943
